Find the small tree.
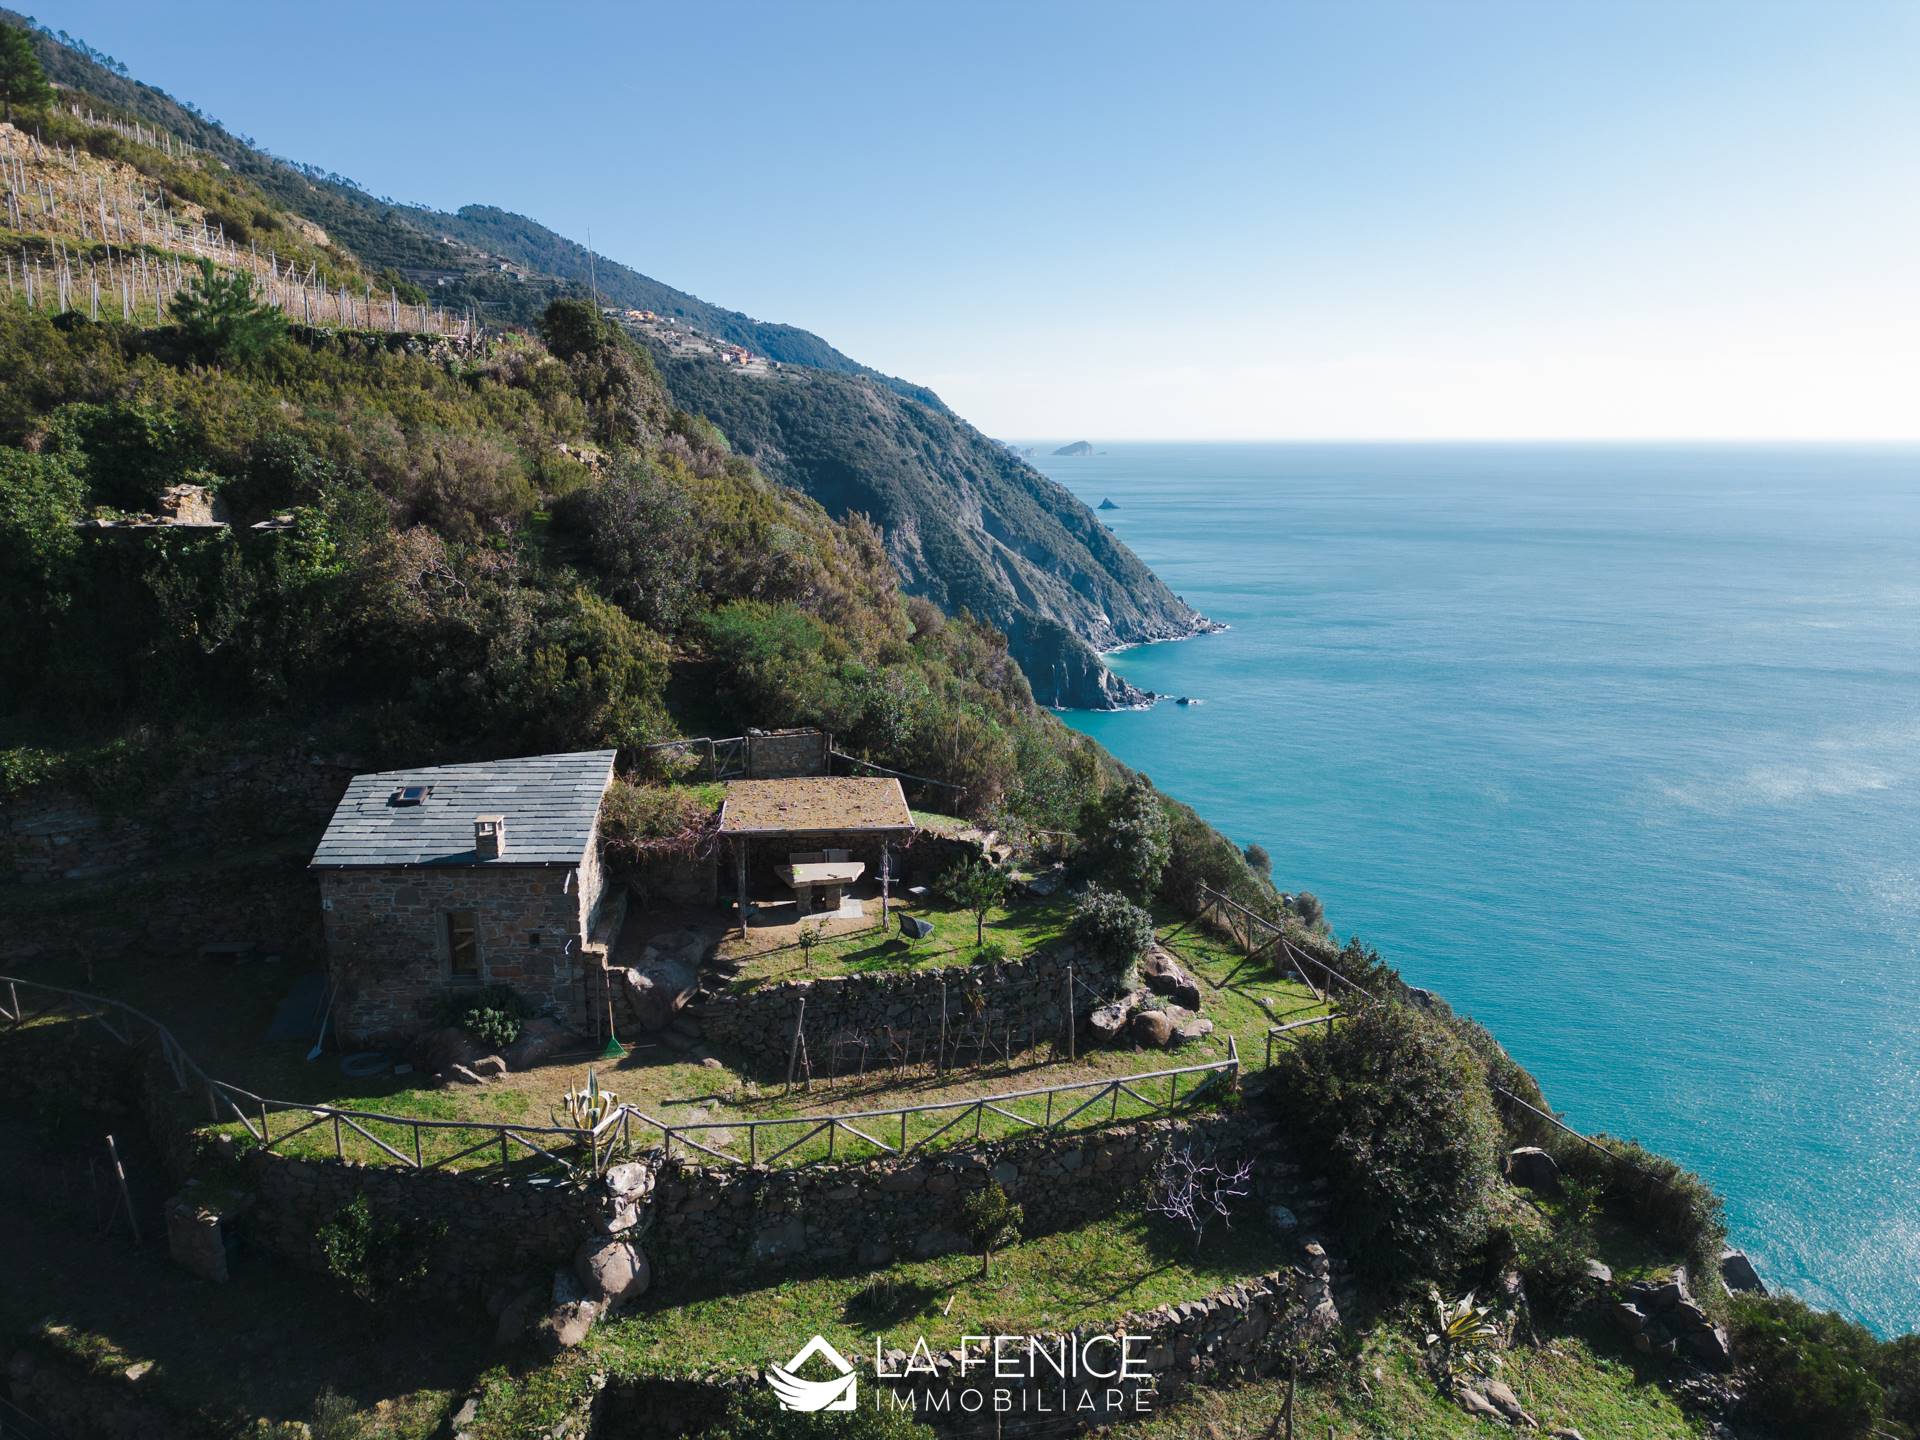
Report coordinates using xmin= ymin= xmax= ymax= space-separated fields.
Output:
xmin=796 ymin=919 xmax=824 ymax=969
xmin=0 ymin=26 xmax=51 ymax=124
xmin=1242 ymin=843 xmax=1272 ymax=880
xmin=170 ymin=258 xmax=286 ymax=366
xmin=939 ymin=856 xmax=1009 ymax=947
xmin=1147 ymin=1143 xmax=1253 ymax=1254
xmin=961 ymin=1180 xmax=1023 ymax=1277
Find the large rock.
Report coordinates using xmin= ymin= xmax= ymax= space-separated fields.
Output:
xmin=1168 ymin=1010 xmax=1214 ymax=1046
xmin=1130 ymin=1009 xmax=1175 ymax=1049
xmin=1481 ymin=1378 xmax=1537 ymax=1428
xmin=619 ymin=934 xmax=703 ymax=1031
xmin=574 ymin=1236 xmax=650 ymax=1309
xmin=541 ymin=1299 xmax=598 ymax=1350
xmin=1687 ymin=1324 xmax=1733 ymax=1373
xmin=1719 ymin=1247 xmax=1766 ymax=1295
xmin=502 ymin=1016 xmax=569 ymax=1070
xmin=415 ymin=1025 xmax=485 ymax=1076
xmin=1087 ymin=999 xmax=1131 ymax=1044
xmin=1506 ymin=1146 xmax=1561 ymax=1194
xmin=1140 ymin=946 xmax=1202 ymax=1009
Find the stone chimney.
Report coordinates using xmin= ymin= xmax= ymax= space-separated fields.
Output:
xmin=474 ymin=815 xmax=506 ymax=860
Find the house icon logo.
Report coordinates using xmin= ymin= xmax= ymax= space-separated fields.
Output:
xmin=767 ymin=1334 xmax=858 ymax=1412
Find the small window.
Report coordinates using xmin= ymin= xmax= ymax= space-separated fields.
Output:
xmin=390 ymin=784 xmax=433 ymax=807
xmin=446 ymin=910 xmax=480 ymax=984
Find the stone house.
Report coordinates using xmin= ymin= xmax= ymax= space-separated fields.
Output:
xmin=309 ymin=751 xmax=621 ymax=1045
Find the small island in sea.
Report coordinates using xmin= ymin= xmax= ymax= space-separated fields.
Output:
xmin=1098 ymin=497 xmax=1120 ymax=510
xmin=1053 ymin=439 xmax=1095 ymax=456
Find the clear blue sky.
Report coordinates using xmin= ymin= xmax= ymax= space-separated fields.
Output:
xmin=35 ymin=0 xmax=1920 ymax=439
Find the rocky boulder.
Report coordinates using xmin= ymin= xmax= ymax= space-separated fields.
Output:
xmin=1719 ymin=1247 xmax=1766 ymax=1295
xmin=1140 ymin=946 xmax=1202 ymax=1009
xmin=502 ymin=1016 xmax=569 ymax=1070
xmin=1506 ymin=1145 xmax=1561 ymax=1194
xmin=618 ymin=929 xmax=706 ymax=1030
xmin=1087 ymin=998 xmax=1132 ymax=1044
xmin=1130 ymin=1009 xmax=1175 ymax=1049
xmin=415 ymin=1025 xmax=485 ymax=1076
xmin=574 ymin=1236 xmax=650 ymax=1310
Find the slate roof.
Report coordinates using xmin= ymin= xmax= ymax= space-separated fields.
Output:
xmin=310 ymin=751 xmax=616 ymax=870
xmin=717 ymin=777 xmax=916 ymax=837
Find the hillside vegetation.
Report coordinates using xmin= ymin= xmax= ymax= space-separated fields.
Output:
xmin=6 ymin=12 xmax=1196 ymax=708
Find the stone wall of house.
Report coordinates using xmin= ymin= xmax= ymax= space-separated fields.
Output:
xmin=648 ymin=1111 xmax=1277 ymax=1279
xmin=242 ymin=1151 xmax=600 ymax=1298
xmin=317 ymin=865 xmax=590 ymax=1044
xmin=695 ymin=941 xmax=1132 ymax=1077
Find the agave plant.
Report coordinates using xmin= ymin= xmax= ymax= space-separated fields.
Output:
xmin=553 ymin=1068 xmax=619 ymax=1131
xmin=1424 ymin=1288 xmax=1503 ymax=1382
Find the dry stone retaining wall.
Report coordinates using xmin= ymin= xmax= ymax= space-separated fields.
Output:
xmin=241 ymin=1150 xmax=600 ymax=1297
xmin=696 ymin=941 xmax=1132 ymax=1076
xmin=648 ymin=1111 xmax=1279 ymax=1279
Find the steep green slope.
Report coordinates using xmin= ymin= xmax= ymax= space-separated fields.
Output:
xmin=652 ymin=348 xmax=1214 ymax=707
xmin=8 ymin=14 xmax=1209 ymax=709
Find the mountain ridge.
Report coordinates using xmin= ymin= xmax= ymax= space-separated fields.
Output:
xmin=7 ymin=12 xmax=1214 ymax=707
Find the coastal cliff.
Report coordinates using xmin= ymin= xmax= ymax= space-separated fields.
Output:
xmin=651 ymin=355 xmax=1216 ymax=708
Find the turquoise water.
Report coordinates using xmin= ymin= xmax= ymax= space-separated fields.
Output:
xmin=1035 ymin=442 xmax=1920 ymax=1335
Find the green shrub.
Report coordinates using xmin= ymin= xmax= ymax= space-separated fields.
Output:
xmin=1875 ymin=1334 xmax=1920 ymax=1436
xmin=1067 ymin=884 xmax=1155 ymax=968
xmin=1269 ymin=1000 xmax=1501 ymax=1289
xmin=1514 ymin=1176 xmax=1604 ymax=1317
xmin=1078 ymin=777 xmax=1170 ymax=903
xmin=315 ymin=1194 xmax=444 ymax=1304
xmin=1730 ymin=1293 xmax=1886 ymax=1439
xmin=439 ymin=985 xmax=528 ymax=1051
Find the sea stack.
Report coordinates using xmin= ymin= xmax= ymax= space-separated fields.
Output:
xmin=1098 ymin=497 xmax=1119 ymax=510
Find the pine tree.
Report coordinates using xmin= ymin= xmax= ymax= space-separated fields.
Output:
xmin=169 ymin=259 xmax=286 ymax=366
xmin=0 ymin=25 xmax=52 ymax=123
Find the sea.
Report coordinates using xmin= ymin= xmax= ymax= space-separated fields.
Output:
xmin=1028 ymin=441 xmax=1920 ymax=1336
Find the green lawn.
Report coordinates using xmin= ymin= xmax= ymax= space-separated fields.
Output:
xmin=1135 ymin=1320 xmax=1707 ymax=1439
xmin=721 ymin=890 xmax=1078 ymax=988
xmin=460 ymin=1208 xmax=1292 ymax=1438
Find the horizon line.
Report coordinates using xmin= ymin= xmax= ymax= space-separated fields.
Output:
xmin=1004 ymin=435 xmax=1920 ymax=446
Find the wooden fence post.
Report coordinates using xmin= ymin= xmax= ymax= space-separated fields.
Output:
xmin=785 ymin=996 xmax=807 ymax=1094
xmin=1065 ymin=963 xmax=1076 ymax=1063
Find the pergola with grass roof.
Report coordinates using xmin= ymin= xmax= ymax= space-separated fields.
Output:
xmin=717 ymin=777 xmax=917 ymax=935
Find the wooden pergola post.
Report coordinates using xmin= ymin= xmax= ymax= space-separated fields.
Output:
xmin=735 ymin=838 xmax=750 ymax=937
xmin=880 ymin=838 xmax=892 ymax=928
